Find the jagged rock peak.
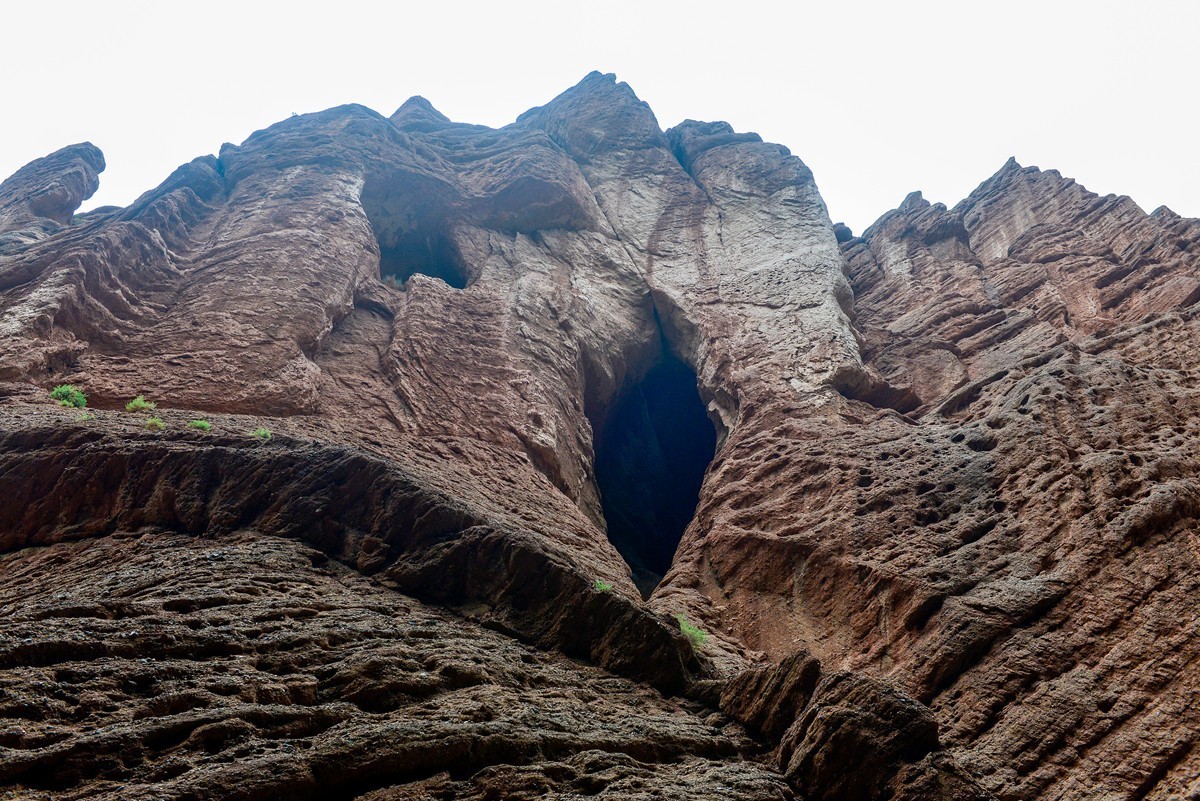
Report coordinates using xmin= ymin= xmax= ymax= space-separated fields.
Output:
xmin=898 ymin=190 xmax=929 ymax=213
xmin=0 ymin=142 xmax=104 ymax=235
xmin=390 ymin=95 xmax=452 ymax=130
xmin=666 ymin=120 xmax=766 ymax=174
xmin=4 ymin=72 xmax=1200 ymax=801
xmin=517 ymin=70 xmax=668 ymax=155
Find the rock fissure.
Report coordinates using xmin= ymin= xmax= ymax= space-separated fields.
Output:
xmin=591 ymin=346 xmax=716 ymax=598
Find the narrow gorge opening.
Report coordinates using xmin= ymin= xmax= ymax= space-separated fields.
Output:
xmin=592 ymin=353 xmax=717 ymax=598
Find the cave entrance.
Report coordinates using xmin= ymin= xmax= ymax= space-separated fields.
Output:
xmin=592 ymin=353 xmax=717 ymax=598
xmin=359 ymin=169 xmax=473 ymax=290
xmin=378 ymin=228 xmax=470 ymax=290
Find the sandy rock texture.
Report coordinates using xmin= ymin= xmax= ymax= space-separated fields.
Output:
xmin=1 ymin=71 xmax=1198 ymax=798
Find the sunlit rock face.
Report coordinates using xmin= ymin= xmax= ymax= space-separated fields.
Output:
xmin=1 ymin=71 xmax=1198 ymax=800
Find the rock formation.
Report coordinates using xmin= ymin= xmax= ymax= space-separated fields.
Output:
xmin=0 ymin=71 xmax=1197 ymax=799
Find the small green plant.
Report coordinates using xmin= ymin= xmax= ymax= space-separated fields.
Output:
xmin=145 ymin=417 xmax=165 ymax=431
xmin=187 ymin=419 xmax=212 ymax=431
xmin=675 ymin=613 xmax=708 ymax=650
xmin=50 ymin=384 xmax=87 ymax=408
xmin=251 ymin=427 xmax=272 ymax=441
xmin=593 ymin=580 xmax=613 ymax=593
xmin=76 ymin=412 xmax=95 ymax=422
xmin=126 ymin=395 xmax=156 ymax=411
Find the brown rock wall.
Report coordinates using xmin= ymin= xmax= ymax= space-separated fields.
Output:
xmin=2 ymin=74 xmax=1199 ymax=799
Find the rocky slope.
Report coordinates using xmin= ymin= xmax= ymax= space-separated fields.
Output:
xmin=1 ymin=72 xmax=1197 ymax=799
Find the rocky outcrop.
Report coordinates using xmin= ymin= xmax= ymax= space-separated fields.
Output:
xmin=718 ymin=650 xmax=991 ymax=800
xmin=2 ymin=72 xmax=1199 ymax=799
xmin=0 ymin=143 xmax=104 ymax=241
xmin=0 ymin=418 xmax=694 ymax=694
xmin=841 ymin=158 xmax=1200 ymax=407
xmin=0 ymin=532 xmax=787 ymax=800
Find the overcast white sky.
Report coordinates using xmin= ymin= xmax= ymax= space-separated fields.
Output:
xmin=2 ymin=0 xmax=1196 ymax=233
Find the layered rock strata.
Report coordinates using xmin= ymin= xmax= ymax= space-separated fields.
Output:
xmin=1 ymin=71 xmax=1197 ymax=799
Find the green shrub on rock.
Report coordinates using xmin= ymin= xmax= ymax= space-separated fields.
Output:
xmin=126 ymin=395 xmax=156 ymax=411
xmin=50 ymin=385 xmax=87 ymax=408
xmin=675 ymin=614 xmax=707 ymax=650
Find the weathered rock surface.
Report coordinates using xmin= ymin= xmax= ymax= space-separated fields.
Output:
xmin=2 ymin=71 xmax=1199 ymax=799
xmin=827 ymin=163 xmax=1200 ymax=799
xmin=0 ymin=532 xmax=787 ymax=800
xmin=0 ymin=144 xmax=104 ymax=242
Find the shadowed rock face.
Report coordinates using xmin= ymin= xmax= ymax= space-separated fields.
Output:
xmin=0 ymin=71 xmax=1198 ymax=799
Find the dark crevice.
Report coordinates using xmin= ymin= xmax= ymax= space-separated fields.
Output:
xmin=591 ymin=352 xmax=716 ymax=598
xmin=378 ymin=228 xmax=469 ymax=290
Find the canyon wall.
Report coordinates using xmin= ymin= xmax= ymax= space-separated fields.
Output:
xmin=1 ymin=72 xmax=1197 ymax=799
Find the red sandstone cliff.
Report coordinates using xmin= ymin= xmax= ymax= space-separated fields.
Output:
xmin=0 ymin=72 xmax=1196 ymax=799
